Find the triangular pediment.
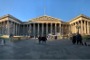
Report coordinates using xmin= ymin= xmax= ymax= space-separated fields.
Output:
xmin=0 ymin=14 xmax=22 ymax=23
xmin=69 ymin=14 xmax=90 ymax=22
xmin=29 ymin=15 xmax=62 ymax=23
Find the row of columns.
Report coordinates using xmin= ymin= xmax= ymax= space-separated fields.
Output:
xmin=70 ymin=20 xmax=90 ymax=35
xmin=0 ymin=21 xmax=63 ymax=37
xmin=0 ymin=20 xmax=20 ymax=36
xmin=1 ymin=20 xmax=90 ymax=36
xmin=7 ymin=21 xmax=20 ymax=36
xmin=25 ymin=23 xmax=61 ymax=37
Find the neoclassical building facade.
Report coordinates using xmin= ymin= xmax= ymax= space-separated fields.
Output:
xmin=0 ymin=14 xmax=90 ymax=37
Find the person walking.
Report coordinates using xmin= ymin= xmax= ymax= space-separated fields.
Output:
xmin=72 ymin=34 xmax=76 ymax=44
xmin=38 ymin=36 xmax=42 ymax=44
xmin=76 ymin=33 xmax=83 ymax=45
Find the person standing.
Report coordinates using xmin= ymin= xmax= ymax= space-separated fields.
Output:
xmin=55 ymin=36 xmax=57 ymax=40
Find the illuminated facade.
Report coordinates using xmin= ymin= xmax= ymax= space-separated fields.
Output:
xmin=0 ymin=14 xmax=90 ymax=37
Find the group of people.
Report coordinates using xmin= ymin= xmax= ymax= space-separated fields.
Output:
xmin=38 ymin=36 xmax=47 ymax=44
xmin=71 ymin=33 xmax=83 ymax=45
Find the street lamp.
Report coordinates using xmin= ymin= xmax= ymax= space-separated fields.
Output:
xmin=76 ymin=24 xmax=81 ymax=33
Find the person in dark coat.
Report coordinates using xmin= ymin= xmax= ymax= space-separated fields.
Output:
xmin=55 ymin=36 xmax=57 ymax=40
xmin=38 ymin=36 xmax=47 ymax=44
xmin=76 ymin=33 xmax=83 ymax=45
xmin=38 ymin=36 xmax=42 ymax=44
xmin=72 ymin=34 xmax=76 ymax=44
xmin=42 ymin=36 xmax=47 ymax=43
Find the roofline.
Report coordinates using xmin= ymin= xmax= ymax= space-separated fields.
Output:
xmin=69 ymin=14 xmax=90 ymax=22
xmin=0 ymin=14 xmax=22 ymax=23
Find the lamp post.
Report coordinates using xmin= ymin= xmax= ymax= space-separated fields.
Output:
xmin=76 ymin=24 xmax=81 ymax=33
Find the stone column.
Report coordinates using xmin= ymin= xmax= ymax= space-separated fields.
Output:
xmin=75 ymin=23 xmax=76 ymax=33
xmin=72 ymin=24 xmax=73 ymax=33
xmin=28 ymin=24 xmax=29 ymax=36
xmin=89 ymin=22 xmax=90 ymax=34
xmin=77 ymin=22 xmax=80 ymax=33
xmin=29 ymin=24 xmax=31 ymax=36
xmin=17 ymin=24 xmax=18 ymax=35
xmin=4 ymin=21 xmax=6 ymax=35
xmin=70 ymin=24 xmax=72 ymax=33
xmin=60 ymin=24 xmax=62 ymax=34
xmin=73 ymin=23 xmax=75 ymax=33
xmin=61 ymin=24 xmax=62 ymax=35
xmin=56 ymin=24 xmax=57 ymax=34
xmin=33 ymin=23 xmax=35 ymax=37
xmin=30 ymin=24 xmax=32 ymax=36
xmin=46 ymin=23 xmax=48 ymax=36
xmin=0 ymin=22 xmax=1 ymax=34
xmin=81 ymin=20 xmax=83 ymax=34
xmin=69 ymin=25 xmax=71 ymax=34
xmin=72 ymin=24 xmax=74 ymax=33
xmin=18 ymin=24 xmax=20 ymax=35
xmin=50 ymin=23 xmax=52 ymax=34
xmin=14 ymin=23 xmax=15 ymax=35
xmin=74 ymin=23 xmax=75 ymax=33
xmin=84 ymin=21 xmax=86 ymax=34
xmin=38 ymin=23 xmax=39 ymax=37
xmin=11 ymin=22 xmax=13 ymax=35
xmin=59 ymin=24 xmax=61 ymax=34
xmin=15 ymin=23 xmax=16 ymax=35
xmin=16 ymin=24 xmax=18 ymax=36
xmin=42 ymin=23 xmax=44 ymax=36
xmin=15 ymin=23 xmax=17 ymax=35
xmin=55 ymin=23 xmax=56 ymax=35
xmin=82 ymin=21 xmax=84 ymax=34
xmin=26 ymin=24 xmax=28 ymax=35
xmin=22 ymin=25 xmax=23 ymax=36
xmin=19 ymin=24 xmax=22 ymax=35
xmin=1 ymin=22 xmax=2 ymax=34
xmin=7 ymin=21 xmax=10 ymax=35
xmin=71 ymin=24 xmax=73 ymax=33
xmin=87 ymin=21 xmax=89 ymax=34
xmin=2 ymin=22 xmax=3 ymax=34
xmin=27 ymin=24 xmax=29 ymax=36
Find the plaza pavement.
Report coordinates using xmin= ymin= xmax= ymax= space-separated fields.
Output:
xmin=0 ymin=38 xmax=90 ymax=59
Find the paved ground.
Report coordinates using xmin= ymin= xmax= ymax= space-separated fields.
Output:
xmin=0 ymin=38 xmax=90 ymax=59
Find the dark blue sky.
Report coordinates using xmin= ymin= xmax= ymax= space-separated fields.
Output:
xmin=0 ymin=0 xmax=90 ymax=22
